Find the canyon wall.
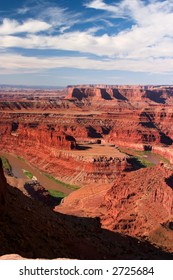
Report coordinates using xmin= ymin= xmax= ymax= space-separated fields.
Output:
xmin=58 ymin=163 xmax=173 ymax=254
xmin=0 ymin=116 xmax=130 ymax=185
xmin=1 ymin=85 xmax=173 ymax=185
xmin=101 ymin=164 xmax=173 ymax=236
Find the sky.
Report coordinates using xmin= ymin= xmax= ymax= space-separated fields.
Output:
xmin=0 ymin=0 xmax=173 ymax=86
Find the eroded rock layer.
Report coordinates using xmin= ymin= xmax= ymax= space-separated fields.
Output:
xmin=1 ymin=85 xmax=173 ymax=258
xmin=57 ymin=164 xmax=173 ymax=253
xmin=0 ymin=168 xmax=172 ymax=259
xmin=1 ymin=85 xmax=173 ymax=184
xmin=101 ymin=164 xmax=173 ymax=236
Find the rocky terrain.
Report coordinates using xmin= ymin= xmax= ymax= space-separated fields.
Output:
xmin=101 ymin=164 xmax=173 ymax=238
xmin=57 ymin=163 xmax=173 ymax=252
xmin=0 ymin=158 xmax=172 ymax=259
xmin=1 ymin=85 xmax=173 ymax=185
xmin=0 ymin=84 xmax=173 ymax=259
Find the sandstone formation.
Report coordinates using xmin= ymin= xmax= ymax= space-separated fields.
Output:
xmin=66 ymin=85 xmax=173 ymax=104
xmin=100 ymin=164 xmax=173 ymax=237
xmin=0 ymin=85 xmax=173 ymax=164
xmin=1 ymin=85 xmax=173 ymax=184
xmin=1 ymin=85 xmax=173 ymax=259
xmin=1 ymin=122 xmax=76 ymax=150
xmin=0 ymin=171 xmax=172 ymax=259
xmin=0 ymin=114 xmax=131 ymax=185
xmin=58 ymin=164 xmax=173 ymax=253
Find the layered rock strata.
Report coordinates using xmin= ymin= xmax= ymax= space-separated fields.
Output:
xmin=57 ymin=164 xmax=173 ymax=253
xmin=0 ymin=170 xmax=172 ymax=259
xmin=101 ymin=164 xmax=173 ymax=237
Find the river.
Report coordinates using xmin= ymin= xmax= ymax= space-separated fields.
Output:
xmin=143 ymin=153 xmax=161 ymax=165
xmin=0 ymin=152 xmax=73 ymax=195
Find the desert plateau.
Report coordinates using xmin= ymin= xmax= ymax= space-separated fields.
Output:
xmin=0 ymin=84 xmax=173 ymax=260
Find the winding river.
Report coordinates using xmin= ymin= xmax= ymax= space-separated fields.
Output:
xmin=0 ymin=152 xmax=73 ymax=195
xmin=0 ymin=150 xmax=167 ymax=196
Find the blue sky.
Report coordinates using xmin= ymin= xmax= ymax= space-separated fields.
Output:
xmin=0 ymin=0 xmax=173 ymax=86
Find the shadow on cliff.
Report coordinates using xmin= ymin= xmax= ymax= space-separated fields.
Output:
xmin=165 ymin=175 xmax=173 ymax=189
xmin=146 ymin=91 xmax=166 ymax=104
xmin=76 ymin=145 xmax=92 ymax=151
xmin=87 ymin=126 xmax=102 ymax=138
xmin=0 ymin=183 xmax=172 ymax=260
xmin=112 ymin=89 xmax=128 ymax=101
xmin=127 ymin=157 xmax=146 ymax=171
xmin=160 ymin=132 xmax=173 ymax=146
xmin=100 ymin=89 xmax=112 ymax=100
xmin=24 ymin=182 xmax=62 ymax=208
xmin=139 ymin=112 xmax=173 ymax=146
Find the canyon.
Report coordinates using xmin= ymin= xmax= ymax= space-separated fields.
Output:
xmin=0 ymin=85 xmax=173 ymax=259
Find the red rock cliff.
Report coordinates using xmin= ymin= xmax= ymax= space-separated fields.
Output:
xmin=100 ymin=164 xmax=173 ymax=237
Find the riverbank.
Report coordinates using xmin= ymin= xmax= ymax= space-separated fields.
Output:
xmin=0 ymin=152 xmax=74 ymax=196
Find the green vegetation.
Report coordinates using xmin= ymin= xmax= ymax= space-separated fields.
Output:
xmin=17 ymin=156 xmax=25 ymax=162
xmin=133 ymin=156 xmax=155 ymax=168
xmin=134 ymin=150 xmax=151 ymax=156
xmin=23 ymin=169 xmax=33 ymax=179
xmin=0 ymin=156 xmax=12 ymax=175
xmin=0 ymin=156 xmax=11 ymax=170
xmin=48 ymin=190 xmax=66 ymax=198
xmin=132 ymin=150 xmax=154 ymax=168
xmin=118 ymin=146 xmax=171 ymax=168
xmin=43 ymin=173 xmax=80 ymax=190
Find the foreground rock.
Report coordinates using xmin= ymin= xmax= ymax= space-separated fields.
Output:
xmin=0 ymin=159 xmax=6 ymax=205
xmin=0 ymin=166 xmax=172 ymax=259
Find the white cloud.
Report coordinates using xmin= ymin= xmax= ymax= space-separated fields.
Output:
xmin=0 ymin=52 xmax=173 ymax=74
xmin=17 ymin=7 xmax=30 ymax=15
xmin=1 ymin=0 xmax=173 ymax=60
xmin=85 ymin=0 xmax=123 ymax=14
xmin=1 ymin=0 xmax=173 ymax=76
xmin=39 ymin=6 xmax=81 ymax=25
xmin=0 ymin=18 xmax=51 ymax=35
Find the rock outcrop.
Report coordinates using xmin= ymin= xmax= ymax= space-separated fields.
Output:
xmin=0 ymin=175 xmax=172 ymax=259
xmin=100 ymin=164 xmax=173 ymax=237
xmin=66 ymin=85 xmax=173 ymax=104
xmin=57 ymin=163 xmax=173 ymax=253
xmin=0 ymin=122 xmax=76 ymax=151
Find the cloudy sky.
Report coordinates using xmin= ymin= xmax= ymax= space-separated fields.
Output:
xmin=0 ymin=0 xmax=173 ymax=86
